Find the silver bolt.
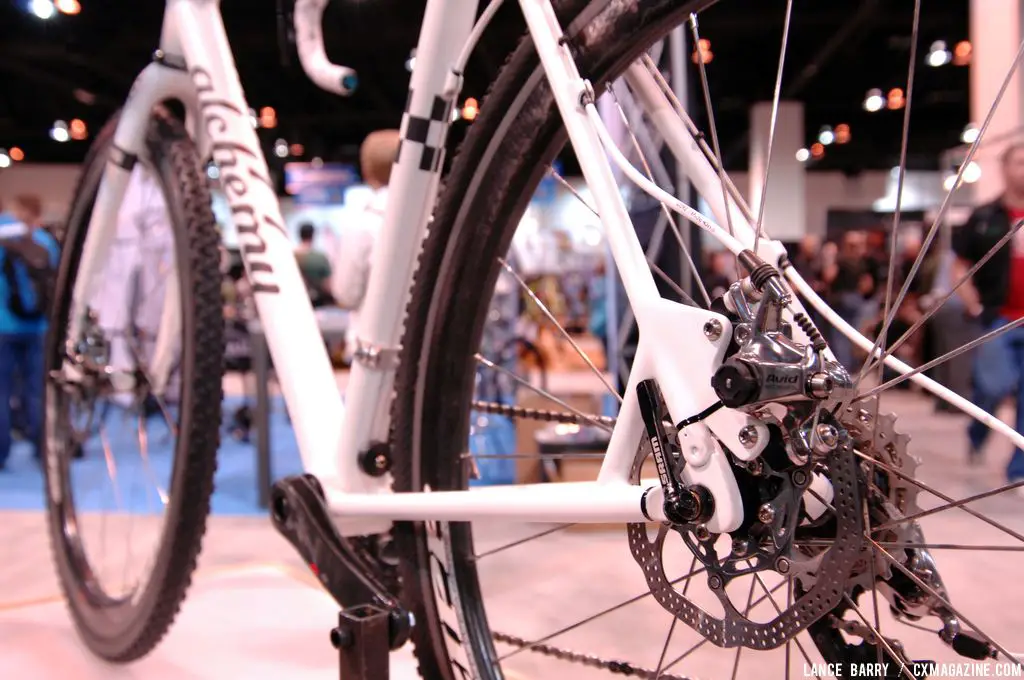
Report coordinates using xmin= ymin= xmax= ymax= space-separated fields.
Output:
xmin=775 ymin=557 xmax=791 ymax=574
xmin=738 ymin=425 xmax=759 ymax=449
xmin=708 ymin=574 xmax=723 ymax=590
xmin=735 ymin=325 xmax=752 ymax=344
xmin=703 ymin=319 xmax=723 ymax=341
xmin=814 ymin=423 xmax=839 ymax=453
xmin=694 ymin=524 xmax=711 ymax=541
xmin=731 ymin=538 xmax=750 ymax=557
xmin=858 ymin=409 xmax=872 ymax=424
xmin=758 ymin=503 xmax=776 ymax=524
xmin=792 ymin=469 xmax=808 ymax=487
xmin=746 ymin=459 xmax=764 ymax=476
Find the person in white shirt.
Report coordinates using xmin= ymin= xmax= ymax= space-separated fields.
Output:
xmin=331 ymin=129 xmax=400 ymax=358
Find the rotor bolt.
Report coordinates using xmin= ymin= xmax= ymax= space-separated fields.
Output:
xmin=738 ymin=425 xmax=759 ymax=450
xmin=694 ymin=524 xmax=711 ymax=541
xmin=775 ymin=557 xmax=791 ymax=574
xmin=813 ymin=423 xmax=839 ymax=453
xmin=735 ymin=325 xmax=752 ymax=344
xmin=746 ymin=459 xmax=764 ymax=476
xmin=703 ymin=319 xmax=723 ymax=342
xmin=731 ymin=538 xmax=750 ymax=557
xmin=708 ymin=574 xmax=723 ymax=590
xmin=757 ymin=503 xmax=776 ymax=525
xmin=792 ymin=469 xmax=808 ymax=487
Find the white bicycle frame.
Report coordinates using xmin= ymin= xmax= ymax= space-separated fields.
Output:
xmin=68 ymin=0 xmax=1022 ymax=537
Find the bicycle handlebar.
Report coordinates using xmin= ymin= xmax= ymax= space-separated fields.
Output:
xmin=293 ymin=0 xmax=358 ymax=96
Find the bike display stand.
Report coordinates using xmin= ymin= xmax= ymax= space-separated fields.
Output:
xmin=331 ymin=604 xmax=392 ymax=680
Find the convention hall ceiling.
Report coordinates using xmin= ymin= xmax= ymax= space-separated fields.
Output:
xmin=0 ymin=0 xmax=970 ymax=173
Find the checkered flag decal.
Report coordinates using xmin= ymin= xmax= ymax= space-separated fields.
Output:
xmin=396 ymin=89 xmax=453 ymax=172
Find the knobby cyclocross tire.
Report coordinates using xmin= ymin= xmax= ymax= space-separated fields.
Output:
xmin=43 ymin=107 xmax=223 ymax=662
xmin=390 ymin=1 xmax=714 ymax=678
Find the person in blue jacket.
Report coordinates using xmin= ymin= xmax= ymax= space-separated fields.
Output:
xmin=0 ymin=194 xmax=60 ymax=469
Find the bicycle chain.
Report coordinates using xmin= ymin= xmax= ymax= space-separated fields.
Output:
xmin=471 ymin=399 xmax=616 ymax=428
xmin=491 ymin=631 xmax=695 ymax=680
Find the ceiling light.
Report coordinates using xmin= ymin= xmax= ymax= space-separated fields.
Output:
xmin=863 ymin=88 xmax=884 ymax=113
xmin=887 ymin=88 xmax=905 ymax=110
xmin=450 ymin=106 xmax=461 ymax=122
xmin=206 ymin=163 xmax=220 ymax=180
xmin=248 ymin=108 xmax=259 ymax=129
xmin=926 ymin=40 xmax=951 ymax=67
xmin=691 ymin=38 xmax=713 ymax=65
xmin=810 ymin=142 xmax=825 ymax=160
xmin=834 ymin=123 xmax=851 ymax=145
xmin=953 ymin=40 xmax=972 ymax=66
xmin=69 ymin=118 xmax=87 ymax=141
xmin=818 ymin=125 xmax=834 ymax=146
xmin=795 ymin=148 xmax=810 ymax=162
xmin=943 ymin=174 xmax=958 ymax=192
xmin=405 ymin=49 xmax=416 ymax=73
xmin=0 ymin=151 xmax=10 ymax=169
xmin=962 ymin=161 xmax=982 ymax=184
xmin=462 ymin=97 xmax=479 ymax=121
xmin=9 ymin=147 xmax=24 ymax=162
xmin=961 ymin=124 xmax=979 ymax=144
xmin=54 ymin=0 xmax=79 ymax=14
xmin=289 ymin=143 xmax=304 ymax=157
xmin=29 ymin=0 xmax=55 ymax=20
xmin=273 ymin=138 xmax=288 ymax=158
xmin=259 ymin=106 xmax=277 ymax=129
xmin=50 ymin=120 xmax=69 ymax=143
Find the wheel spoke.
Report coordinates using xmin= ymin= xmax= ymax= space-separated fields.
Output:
xmin=496 ymin=566 xmax=709 ymax=662
xmin=855 ymin=0 xmax=922 ymax=394
xmin=497 ymin=258 xmax=622 ymax=402
xmin=472 ymin=524 xmax=575 ymax=561
xmin=751 ymin=0 xmax=795 ymax=257
xmin=841 ymin=593 xmax=917 ymax=680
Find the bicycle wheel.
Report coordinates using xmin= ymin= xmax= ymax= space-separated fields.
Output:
xmin=392 ymin=1 xmax=1023 ymax=678
xmin=44 ymin=107 xmax=223 ymax=661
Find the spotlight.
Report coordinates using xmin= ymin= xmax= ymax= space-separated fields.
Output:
xmin=863 ymin=88 xmax=885 ymax=113
xmin=926 ymin=40 xmax=951 ymax=67
xmin=462 ymin=97 xmax=479 ymax=121
xmin=962 ymin=161 xmax=982 ymax=184
xmin=54 ymin=0 xmax=80 ymax=14
xmin=0 ymin=151 xmax=10 ymax=169
xmin=248 ymin=108 xmax=259 ymax=129
xmin=961 ymin=124 xmax=979 ymax=144
xmin=29 ymin=0 xmax=55 ymax=20
xmin=953 ymin=40 xmax=972 ymax=66
xmin=273 ymin=138 xmax=288 ymax=158
xmin=405 ymin=49 xmax=416 ymax=73
xmin=943 ymin=174 xmax=958 ymax=192
xmin=888 ymin=88 xmax=906 ymax=110
xmin=9 ymin=147 xmax=24 ymax=162
xmin=206 ymin=163 xmax=220 ymax=180
xmin=834 ymin=123 xmax=851 ymax=145
xmin=259 ymin=106 xmax=277 ymax=129
xmin=818 ymin=125 xmax=835 ymax=146
xmin=69 ymin=118 xmax=87 ymax=141
xmin=795 ymin=148 xmax=810 ymax=162
xmin=691 ymin=38 xmax=713 ymax=65
xmin=289 ymin=143 xmax=304 ymax=157
xmin=50 ymin=120 xmax=69 ymax=143
xmin=810 ymin=142 xmax=825 ymax=160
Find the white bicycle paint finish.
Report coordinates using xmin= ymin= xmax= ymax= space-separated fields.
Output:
xmin=66 ymin=0 xmax=1014 ymax=538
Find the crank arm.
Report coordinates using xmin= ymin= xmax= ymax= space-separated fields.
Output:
xmin=270 ymin=474 xmax=411 ymax=650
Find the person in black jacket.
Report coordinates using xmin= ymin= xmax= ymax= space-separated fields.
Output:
xmin=952 ymin=142 xmax=1024 ymax=484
